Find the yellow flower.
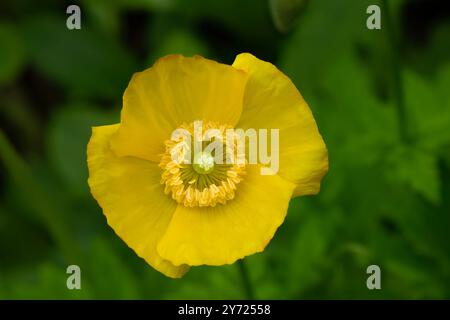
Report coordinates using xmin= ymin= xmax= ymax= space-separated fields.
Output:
xmin=87 ymin=53 xmax=328 ymax=278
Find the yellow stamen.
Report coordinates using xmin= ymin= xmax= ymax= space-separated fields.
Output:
xmin=159 ymin=121 xmax=246 ymax=207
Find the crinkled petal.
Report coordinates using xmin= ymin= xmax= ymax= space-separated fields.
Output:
xmin=87 ymin=124 xmax=189 ymax=278
xmin=111 ymin=55 xmax=249 ymax=162
xmin=233 ymin=53 xmax=328 ymax=196
xmin=156 ymin=165 xmax=295 ymax=266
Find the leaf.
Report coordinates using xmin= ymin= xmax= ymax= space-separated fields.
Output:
xmin=82 ymin=0 xmax=176 ymax=12
xmin=370 ymin=230 xmax=447 ymax=299
xmin=47 ymin=105 xmax=118 ymax=198
xmin=386 ymin=145 xmax=441 ymax=204
xmin=306 ymin=52 xmax=398 ymax=170
xmin=163 ymin=265 xmax=244 ymax=299
xmin=86 ymin=237 xmax=140 ymax=299
xmin=403 ymin=69 xmax=450 ymax=152
xmin=0 ymin=130 xmax=83 ymax=264
xmin=147 ymin=29 xmax=209 ymax=65
xmin=279 ymin=0 xmax=381 ymax=97
xmin=269 ymin=0 xmax=307 ymax=33
xmin=5 ymin=263 xmax=92 ymax=299
xmin=23 ymin=15 xmax=137 ymax=99
xmin=0 ymin=23 xmax=26 ymax=85
xmin=249 ymin=199 xmax=338 ymax=298
xmin=0 ymin=203 xmax=51 ymax=270
xmin=285 ymin=215 xmax=330 ymax=295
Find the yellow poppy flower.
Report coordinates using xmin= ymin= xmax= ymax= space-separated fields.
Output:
xmin=87 ymin=53 xmax=328 ymax=278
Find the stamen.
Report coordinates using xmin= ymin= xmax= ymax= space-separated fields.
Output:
xmin=159 ymin=121 xmax=246 ymax=207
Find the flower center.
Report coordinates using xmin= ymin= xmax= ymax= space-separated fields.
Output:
xmin=193 ymin=151 xmax=215 ymax=174
xmin=159 ymin=121 xmax=246 ymax=207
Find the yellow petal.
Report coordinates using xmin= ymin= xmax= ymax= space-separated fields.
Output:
xmin=156 ymin=165 xmax=296 ymax=266
xmin=232 ymin=53 xmax=328 ymax=197
xmin=87 ymin=124 xmax=189 ymax=278
xmin=111 ymin=55 xmax=249 ymax=162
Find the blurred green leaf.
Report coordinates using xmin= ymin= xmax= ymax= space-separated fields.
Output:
xmin=4 ymin=263 xmax=92 ymax=299
xmin=269 ymin=0 xmax=307 ymax=33
xmin=371 ymin=229 xmax=447 ymax=299
xmin=47 ymin=105 xmax=118 ymax=197
xmin=163 ymin=265 xmax=245 ymax=299
xmin=147 ymin=29 xmax=209 ymax=65
xmin=0 ymin=130 xmax=83 ymax=265
xmin=82 ymin=0 xmax=176 ymax=12
xmin=23 ymin=15 xmax=137 ymax=99
xmin=82 ymin=0 xmax=121 ymax=35
xmin=0 ymin=204 xmax=51 ymax=270
xmin=386 ymin=145 xmax=441 ymax=204
xmin=284 ymin=213 xmax=333 ymax=296
xmin=280 ymin=0 xmax=382 ymax=97
xmin=0 ymin=23 xmax=27 ymax=85
xmin=404 ymin=69 xmax=450 ymax=153
xmin=86 ymin=237 xmax=140 ymax=299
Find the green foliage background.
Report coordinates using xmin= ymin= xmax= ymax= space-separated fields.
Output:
xmin=1 ymin=0 xmax=449 ymax=299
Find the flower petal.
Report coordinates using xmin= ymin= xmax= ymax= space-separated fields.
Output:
xmin=156 ymin=165 xmax=296 ymax=266
xmin=232 ymin=53 xmax=328 ymax=196
xmin=111 ymin=55 xmax=249 ymax=162
xmin=87 ymin=124 xmax=189 ymax=278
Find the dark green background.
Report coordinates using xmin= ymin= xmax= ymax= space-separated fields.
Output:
xmin=1 ymin=0 xmax=449 ymax=299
